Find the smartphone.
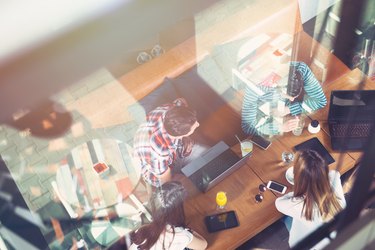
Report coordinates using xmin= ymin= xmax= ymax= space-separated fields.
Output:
xmin=250 ymin=135 xmax=272 ymax=150
xmin=204 ymin=210 xmax=239 ymax=233
xmin=267 ymin=180 xmax=287 ymax=194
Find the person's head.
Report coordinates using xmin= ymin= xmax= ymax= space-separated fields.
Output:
xmin=150 ymin=181 xmax=187 ymax=226
xmin=130 ymin=181 xmax=187 ymax=249
xmin=164 ymin=106 xmax=199 ymax=137
xmin=287 ymin=65 xmax=303 ymax=100
xmin=293 ymin=150 xmax=342 ymax=220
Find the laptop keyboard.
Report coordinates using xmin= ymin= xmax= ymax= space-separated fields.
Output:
xmin=203 ymin=149 xmax=240 ymax=178
xmin=189 ymin=149 xmax=240 ymax=190
xmin=331 ymin=123 xmax=373 ymax=137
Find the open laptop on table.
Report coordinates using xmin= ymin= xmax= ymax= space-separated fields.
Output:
xmin=181 ymin=141 xmax=252 ymax=192
xmin=328 ymin=90 xmax=375 ymax=151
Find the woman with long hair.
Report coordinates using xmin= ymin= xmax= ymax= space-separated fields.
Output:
xmin=275 ymin=149 xmax=346 ymax=248
xmin=129 ymin=181 xmax=207 ymax=250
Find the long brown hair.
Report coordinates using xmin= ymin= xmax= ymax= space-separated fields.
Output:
xmin=130 ymin=181 xmax=187 ymax=249
xmin=293 ymin=150 xmax=342 ymax=221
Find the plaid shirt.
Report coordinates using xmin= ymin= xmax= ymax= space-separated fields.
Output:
xmin=133 ymin=102 xmax=180 ymax=187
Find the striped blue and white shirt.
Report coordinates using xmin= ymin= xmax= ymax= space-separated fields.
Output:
xmin=241 ymin=61 xmax=326 ymax=137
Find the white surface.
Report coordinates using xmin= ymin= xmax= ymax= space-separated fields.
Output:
xmin=237 ymin=34 xmax=271 ymax=62
xmin=51 ymin=181 xmax=78 ymax=218
xmin=259 ymin=102 xmax=271 ymax=116
xmin=285 ymin=167 xmax=294 ymax=185
xmin=91 ymin=204 xmax=141 ymax=243
xmin=0 ymin=0 xmax=124 ymax=61
xmin=115 ymin=203 xmax=141 ymax=218
xmin=129 ymin=194 xmax=152 ymax=222
xmin=56 ymin=164 xmax=79 ymax=205
xmin=298 ymin=0 xmax=340 ymax=23
xmin=232 ymin=69 xmax=264 ymax=95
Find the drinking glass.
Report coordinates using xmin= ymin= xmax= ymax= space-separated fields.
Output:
xmin=151 ymin=44 xmax=165 ymax=57
xmin=216 ymin=191 xmax=227 ymax=209
xmin=292 ymin=117 xmax=305 ymax=136
xmin=240 ymin=140 xmax=253 ymax=157
xmin=136 ymin=52 xmax=152 ymax=64
xmin=281 ymin=151 xmax=294 ymax=164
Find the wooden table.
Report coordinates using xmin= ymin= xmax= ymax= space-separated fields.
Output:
xmin=177 ymin=68 xmax=372 ymax=250
xmin=175 ymin=163 xmax=279 ymax=250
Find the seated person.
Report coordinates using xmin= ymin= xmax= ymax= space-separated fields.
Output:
xmin=275 ymin=150 xmax=346 ymax=249
xmin=129 ymin=181 xmax=208 ymax=250
xmin=133 ymin=98 xmax=201 ymax=187
xmin=241 ymin=61 xmax=326 ymax=137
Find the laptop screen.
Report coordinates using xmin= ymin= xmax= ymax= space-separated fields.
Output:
xmin=329 ymin=90 xmax=375 ymax=122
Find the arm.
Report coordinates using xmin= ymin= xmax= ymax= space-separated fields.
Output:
xmin=149 ymin=140 xmax=175 ymax=185
xmin=288 ymin=62 xmax=327 ymax=115
xmin=155 ymin=167 xmax=172 ymax=185
xmin=275 ymin=192 xmax=301 ymax=217
xmin=186 ymin=230 xmax=208 ymax=250
xmin=241 ymin=86 xmax=260 ymax=135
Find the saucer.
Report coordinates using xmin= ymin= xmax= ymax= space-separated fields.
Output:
xmin=285 ymin=167 xmax=294 ymax=185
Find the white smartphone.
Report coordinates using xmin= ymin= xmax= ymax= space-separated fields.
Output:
xmin=267 ymin=180 xmax=287 ymax=194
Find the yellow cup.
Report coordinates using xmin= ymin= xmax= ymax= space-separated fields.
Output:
xmin=216 ymin=191 xmax=227 ymax=209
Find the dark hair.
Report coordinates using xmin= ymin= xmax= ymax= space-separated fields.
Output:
xmin=293 ymin=150 xmax=342 ymax=220
xmin=288 ymin=65 xmax=304 ymax=102
xmin=130 ymin=181 xmax=187 ymax=250
xmin=164 ymin=106 xmax=197 ymax=136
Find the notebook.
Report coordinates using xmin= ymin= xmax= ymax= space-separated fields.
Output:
xmin=181 ymin=141 xmax=251 ymax=192
xmin=294 ymin=137 xmax=335 ymax=165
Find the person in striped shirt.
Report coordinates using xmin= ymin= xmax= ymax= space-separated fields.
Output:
xmin=241 ymin=61 xmax=326 ymax=137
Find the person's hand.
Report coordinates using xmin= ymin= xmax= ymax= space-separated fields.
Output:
xmin=280 ymin=92 xmax=296 ymax=102
xmin=181 ymin=136 xmax=194 ymax=157
xmin=282 ymin=116 xmax=300 ymax=132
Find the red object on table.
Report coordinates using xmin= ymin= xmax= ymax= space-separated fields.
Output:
xmin=93 ymin=162 xmax=109 ymax=174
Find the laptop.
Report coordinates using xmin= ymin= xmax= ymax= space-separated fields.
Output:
xmin=181 ymin=141 xmax=251 ymax=192
xmin=294 ymin=137 xmax=335 ymax=165
xmin=328 ymin=90 xmax=375 ymax=151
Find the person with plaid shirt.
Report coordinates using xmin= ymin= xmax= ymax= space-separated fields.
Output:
xmin=133 ymin=98 xmax=200 ymax=187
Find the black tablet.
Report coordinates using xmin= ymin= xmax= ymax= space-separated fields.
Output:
xmin=294 ymin=137 xmax=335 ymax=165
xmin=204 ymin=210 xmax=239 ymax=233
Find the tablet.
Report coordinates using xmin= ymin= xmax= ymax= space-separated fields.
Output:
xmin=204 ymin=210 xmax=239 ymax=233
xmin=294 ymin=137 xmax=335 ymax=165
